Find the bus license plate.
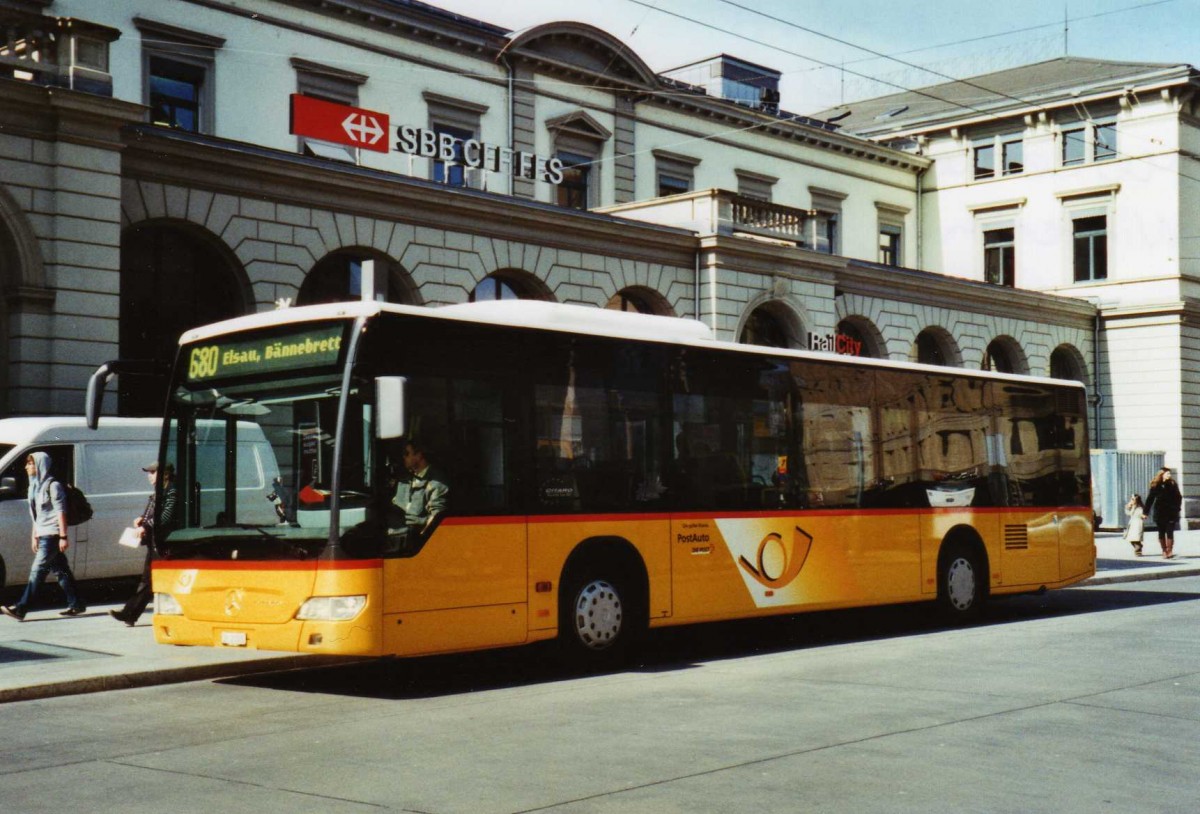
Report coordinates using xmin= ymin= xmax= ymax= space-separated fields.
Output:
xmin=220 ymin=631 xmax=248 ymax=647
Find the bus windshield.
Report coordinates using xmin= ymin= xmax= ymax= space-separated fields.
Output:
xmin=161 ymin=321 xmax=373 ymax=561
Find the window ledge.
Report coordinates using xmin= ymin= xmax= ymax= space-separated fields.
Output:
xmin=1056 ymin=183 xmax=1121 ymax=200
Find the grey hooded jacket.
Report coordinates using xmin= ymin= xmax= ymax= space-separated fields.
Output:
xmin=27 ymin=451 xmax=66 ymax=538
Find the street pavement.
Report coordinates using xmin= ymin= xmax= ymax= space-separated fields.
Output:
xmin=2 ymin=530 xmax=1198 ymax=705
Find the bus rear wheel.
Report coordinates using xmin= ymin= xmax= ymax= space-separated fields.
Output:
xmin=558 ymin=561 xmax=642 ymax=669
xmin=938 ymin=544 xmax=985 ymax=621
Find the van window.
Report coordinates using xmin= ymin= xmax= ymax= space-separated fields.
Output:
xmin=196 ymin=442 xmax=267 ymax=489
xmin=0 ymin=444 xmax=75 ymax=500
xmin=84 ymin=444 xmax=159 ymax=496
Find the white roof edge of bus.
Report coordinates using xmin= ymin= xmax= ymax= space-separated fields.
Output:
xmin=178 ymin=301 xmax=1085 ymax=391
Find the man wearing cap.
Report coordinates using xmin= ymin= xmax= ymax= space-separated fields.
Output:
xmin=110 ymin=461 xmax=177 ymax=626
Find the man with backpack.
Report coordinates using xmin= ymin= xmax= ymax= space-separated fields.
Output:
xmin=2 ymin=451 xmax=86 ymax=621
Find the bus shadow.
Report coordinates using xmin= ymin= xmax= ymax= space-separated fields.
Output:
xmin=220 ymin=584 xmax=1200 ymax=700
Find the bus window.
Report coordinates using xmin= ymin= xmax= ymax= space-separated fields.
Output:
xmin=534 ymin=339 xmax=668 ymax=512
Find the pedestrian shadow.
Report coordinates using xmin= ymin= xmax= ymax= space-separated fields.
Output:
xmin=220 ymin=582 xmax=1200 ymax=701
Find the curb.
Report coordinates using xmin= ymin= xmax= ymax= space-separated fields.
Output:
xmin=1080 ymin=566 xmax=1200 ymax=587
xmin=0 ymin=654 xmax=352 ymax=705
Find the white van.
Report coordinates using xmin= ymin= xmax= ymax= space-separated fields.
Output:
xmin=0 ymin=417 xmax=279 ymax=588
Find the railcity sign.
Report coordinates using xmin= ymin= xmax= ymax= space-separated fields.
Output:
xmin=289 ymin=95 xmax=564 ymax=185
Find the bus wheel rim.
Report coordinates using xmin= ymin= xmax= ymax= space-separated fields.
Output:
xmin=946 ymin=557 xmax=976 ymax=610
xmin=573 ymin=579 xmax=623 ymax=650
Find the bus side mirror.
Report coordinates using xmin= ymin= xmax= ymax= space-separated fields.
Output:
xmin=86 ymin=359 xmax=163 ymax=429
xmin=376 ymin=376 xmax=407 ymax=440
xmin=86 ymin=362 xmax=117 ymax=429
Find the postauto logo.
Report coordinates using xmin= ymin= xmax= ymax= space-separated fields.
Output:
xmin=716 ymin=520 xmax=814 ymax=607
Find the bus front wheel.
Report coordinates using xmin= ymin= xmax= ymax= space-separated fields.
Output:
xmin=938 ymin=543 xmax=985 ymax=621
xmin=558 ymin=560 xmax=642 ymax=669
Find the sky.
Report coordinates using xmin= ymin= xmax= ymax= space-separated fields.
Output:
xmin=427 ymin=0 xmax=1197 ymax=114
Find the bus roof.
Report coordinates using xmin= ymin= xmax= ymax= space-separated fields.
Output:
xmin=178 ymin=300 xmax=1087 ymax=391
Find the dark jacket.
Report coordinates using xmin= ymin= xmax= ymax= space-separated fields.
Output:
xmin=1145 ymin=479 xmax=1182 ymax=524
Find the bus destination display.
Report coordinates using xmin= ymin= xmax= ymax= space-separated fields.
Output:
xmin=186 ymin=326 xmax=344 ymax=382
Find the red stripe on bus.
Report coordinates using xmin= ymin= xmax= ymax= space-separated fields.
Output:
xmin=152 ymin=559 xmax=383 ymax=572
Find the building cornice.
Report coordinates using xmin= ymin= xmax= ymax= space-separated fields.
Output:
xmin=120 ymin=126 xmax=698 ymax=268
xmin=837 ymin=261 xmax=1097 ymax=327
xmin=0 ymin=78 xmax=145 ymax=148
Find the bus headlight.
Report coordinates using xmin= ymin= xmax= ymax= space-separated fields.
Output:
xmin=154 ymin=593 xmax=183 ymax=616
xmin=296 ymin=595 xmax=366 ymax=621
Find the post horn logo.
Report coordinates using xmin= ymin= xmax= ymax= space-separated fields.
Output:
xmin=738 ymin=526 xmax=814 ymax=589
xmin=224 ymin=588 xmax=244 ymax=617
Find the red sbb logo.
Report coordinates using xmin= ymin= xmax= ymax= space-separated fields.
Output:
xmin=289 ymin=94 xmax=389 ymax=153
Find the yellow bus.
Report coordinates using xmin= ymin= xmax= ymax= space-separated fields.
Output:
xmin=87 ymin=300 xmax=1094 ymax=666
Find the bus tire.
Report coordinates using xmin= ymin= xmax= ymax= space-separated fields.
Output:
xmin=937 ymin=542 xmax=985 ymax=621
xmin=558 ymin=555 xmax=644 ymax=670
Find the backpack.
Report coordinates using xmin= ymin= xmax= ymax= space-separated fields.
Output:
xmin=48 ymin=479 xmax=94 ymax=526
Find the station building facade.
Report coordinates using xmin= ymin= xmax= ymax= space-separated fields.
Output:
xmin=1 ymin=1 xmax=1093 ymax=447
xmin=820 ymin=57 xmax=1200 ymax=518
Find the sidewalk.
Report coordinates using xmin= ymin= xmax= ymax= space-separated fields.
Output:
xmin=2 ymin=530 xmax=1199 ymax=704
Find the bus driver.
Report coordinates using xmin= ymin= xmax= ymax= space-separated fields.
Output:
xmin=388 ymin=437 xmax=449 ymax=554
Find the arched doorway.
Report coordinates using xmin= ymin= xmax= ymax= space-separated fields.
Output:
xmin=835 ymin=317 xmax=885 ymax=358
xmin=120 ymin=222 xmax=249 ymax=415
xmin=297 ymin=250 xmax=416 ymax=305
xmin=740 ymin=302 xmax=803 ymax=349
xmin=605 ymin=286 xmax=674 ymax=316
xmin=912 ymin=327 xmax=959 ymax=367
xmin=983 ymin=336 xmax=1028 ymax=374
xmin=1050 ymin=344 xmax=1087 ymax=383
xmin=470 ymin=269 xmax=553 ymax=302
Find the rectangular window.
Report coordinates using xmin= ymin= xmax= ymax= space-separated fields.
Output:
xmin=973 ymin=142 xmax=995 ymax=180
xmin=879 ymin=226 xmax=901 ymax=267
xmin=1094 ymin=122 xmax=1117 ymax=162
xmin=433 ymin=124 xmax=473 ymax=187
xmin=149 ymin=56 xmax=204 ymax=131
xmin=136 ymin=19 xmax=222 ymax=135
xmin=293 ymin=59 xmax=365 ymax=165
xmin=657 ymin=174 xmax=691 ymax=197
xmin=1002 ymin=139 xmax=1024 ymax=175
xmin=653 ymin=150 xmax=699 ymax=199
xmin=809 ymin=213 xmax=837 ymax=254
xmin=1062 ymin=127 xmax=1086 ymax=165
xmin=984 ymin=227 xmax=1015 ymax=287
xmin=556 ymin=151 xmax=591 ymax=210
xmin=1073 ymin=216 xmax=1108 ymax=282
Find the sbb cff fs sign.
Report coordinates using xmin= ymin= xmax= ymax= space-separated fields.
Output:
xmin=289 ymin=94 xmax=565 ymax=184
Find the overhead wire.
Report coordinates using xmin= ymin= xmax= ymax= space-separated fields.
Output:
xmin=627 ymin=0 xmax=1200 ymax=186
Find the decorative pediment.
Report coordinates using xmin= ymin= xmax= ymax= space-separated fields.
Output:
xmin=545 ymin=110 xmax=612 ymax=142
xmin=501 ymin=22 xmax=658 ymax=88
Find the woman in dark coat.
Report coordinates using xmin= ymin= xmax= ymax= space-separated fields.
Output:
xmin=1145 ymin=467 xmax=1182 ymax=559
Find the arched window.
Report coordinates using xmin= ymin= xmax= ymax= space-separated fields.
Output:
xmin=470 ymin=275 xmax=520 ymax=301
xmin=835 ymin=318 xmax=884 ymax=358
xmin=120 ymin=222 xmax=247 ymax=415
xmin=298 ymin=251 xmax=411 ymax=305
xmin=916 ymin=333 xmax=945 ymax=367
xmin=982 ymin=337 xmax=1027 ymax=374
xmin=1050 ymin=345 xmax=1086 ymax=382
xmin=469 ymin=270 xmax=552 ymax=303
xmin=605 ymin=287 xmax=673 ymax=316
xmin=914 ymin=328 xmax=954 ymax=366
xmin=740 ymin=305 xmax=797 ymax=348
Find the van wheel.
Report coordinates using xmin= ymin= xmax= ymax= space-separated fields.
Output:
xmin=938 ymin=543 xmax=985 ymax=621
xmin=558 ymin=559 xmax=642 ymax=670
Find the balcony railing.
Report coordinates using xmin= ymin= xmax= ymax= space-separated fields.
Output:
xmin=601 ymin=189 xmax=838 ymax=252
xmin=1 ymin=9 xmax=119 ymax=96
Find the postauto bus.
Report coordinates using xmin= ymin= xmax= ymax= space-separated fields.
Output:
xmin=87 ymin=300 xmax=1094 ymax=666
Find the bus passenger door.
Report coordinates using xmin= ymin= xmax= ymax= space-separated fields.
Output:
xmin=378 ymin=373 xmax=529 ymax=656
